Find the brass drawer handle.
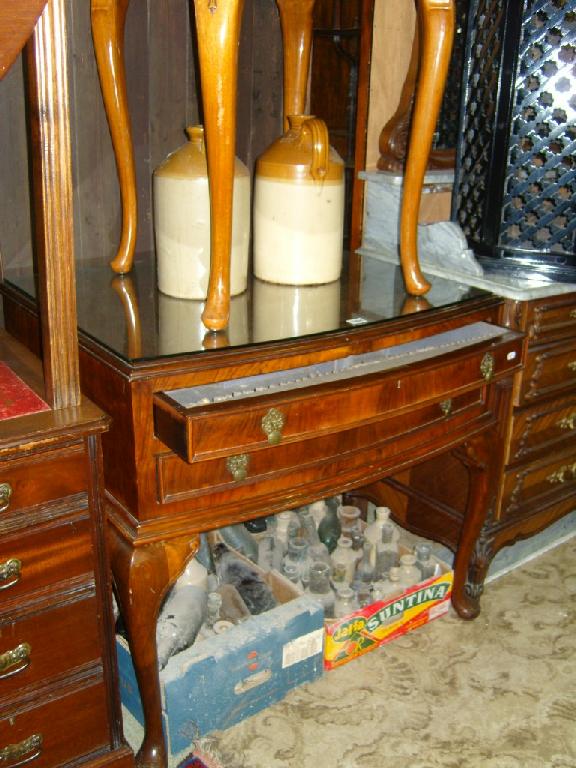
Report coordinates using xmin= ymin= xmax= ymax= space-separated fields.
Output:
xmin=0 ymin=643 xmax=31 ymax=679
xmin=0 ymin=558 xmax=22 ymax=590
xmin=440 ymin=399 xmax=452 ymax=416
xmin=480 ymin=352 xmax=495 ymax=382
xmin=570 ymin=309 xmax=576 ymax=320
xmin=261 ymin=408 xmax=286 ymax=445
xmin=226 ymin=453 xmax=249 ymax=482
xmin=0 ymin=482 xmax=12 ymax=513
xmin=547 ymin=463 xmax=576 ymax=484
xmin=0 ymin=734 xmax=42 ymax=767
xmin=557 ymin=413 xmax=576 ymax=431
xmin=568 ymin=361 xmax=576 ymax=373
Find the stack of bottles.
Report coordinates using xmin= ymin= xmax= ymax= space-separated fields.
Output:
xmin=137 ymin=497 xmax=442 ymax=670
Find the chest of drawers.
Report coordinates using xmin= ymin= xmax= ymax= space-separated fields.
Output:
xmin=364 ymin=290 xmax=576 ymax=589
xmin=0 ymin=339 xmax=133 ymax=768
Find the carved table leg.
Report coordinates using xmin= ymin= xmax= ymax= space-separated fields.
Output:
xmin=91 ymin=0 xmax=137 ymax=274
xmin=451 ymin=432 xmax=496 ymax=620
xmin=107 ymin=525 xmax=199 ymax=768
xmin=276 ymin=0 xmax=316 ymax=128
xmin=399 ymin=0 xmax=454 ymax=296
xmin=193 ymin=0 xmax=245 ymax=332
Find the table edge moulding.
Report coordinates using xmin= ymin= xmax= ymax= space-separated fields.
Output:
xmin=0 ymin=3 xmax=134 ymax=768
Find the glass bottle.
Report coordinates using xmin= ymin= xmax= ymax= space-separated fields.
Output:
xmin=271 ymin=510 xmax=296 ymax=569
xmin=365 ymin=506 xmax=398 ymax=565
xmin=399 ymin=553 xmax=421 ymax=589
xmin=334 ymin=585 xmax=360 ymax=618
xmin=356 ymin=541 xmax=375 ymax=584
xmin=375 ymin=523 xmax=400 ymax=579
xmin=317 ymin=499 xmax=342 ymax=553
xmin=298 ymin=507 xmax=321 ymax=546
xmin=284 ymin=536 xmax=312 ymax=587
xmin=281 ymin=561 xmax=303 ymax=590
xmin=308 ymin=542 xmax=332 ymax=572
xmin=338 ymin=505 xmax=362 ymax=537
xmin=415 ymin=543 xmax=437 ymax=580
xmin=331 ymin=536 xmax=356 ymax=585
xmin=308 ymin=562 xmax=336 ymax=618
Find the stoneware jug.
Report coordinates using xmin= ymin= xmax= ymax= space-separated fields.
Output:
xmin=253 ymin=115 xmax=344 ymax=285
xmin=154 ymin=125 xmax=250 ymax=300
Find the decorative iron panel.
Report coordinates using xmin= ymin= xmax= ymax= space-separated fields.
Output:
xmin=452 ymin=0 xmax=576 ymax=281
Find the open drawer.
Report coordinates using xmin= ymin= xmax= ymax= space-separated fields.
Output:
xmin=153 ymin=322 xmax=525 ymax=465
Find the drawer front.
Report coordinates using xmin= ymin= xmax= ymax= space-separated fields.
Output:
xmin=0 ymin=512 xmax=93 ymax=601
xmin=0 ymin=446 xmax=88 ymax=516
xmin=524 ymin=295 xmax=576 ymax=345
xmin=518 ymin=338 xmax=576 ymax=405
xmin=154 ymin=331 xmax=523 ymax=464
xmin=157 ymin=388 xmax=490 ymax=514
xmin=0 ymin=591 xmax=100 ymax=699
xmin=509 ymin=394 xmax=576 ymax=465
xmin=501 ymin=450 xmax=576 ymax=521
xmin=0 ymin=674 xmax=109 ymax=768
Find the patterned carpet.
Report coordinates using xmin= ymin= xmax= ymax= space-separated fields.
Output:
xmin=124 ymin=537 xmax=576 ymax=768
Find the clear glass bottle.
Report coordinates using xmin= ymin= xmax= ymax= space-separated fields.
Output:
xmin=399 ymin=553 xmax=421 ymax=589
xmin=309 ymin=542 xmax=332 ymax=572
xmin=415 ymin=543 xmax=437 ymax=580
xmin=356 ymin=541 xmax=375 ymax=584
xmin=284 ymin=536 xmax=312 ymax=587
xmin=334 ymin=585 xmax=360 ymax=618
xmin=338 ymin=505 xmax=362 ymax=537
xmin=298 ymin=507 xmax=321 ymax=546
xmin=281 ymin=561 xmax=303 ymax=590
xmin=317 ymin=499 xmax=342 ymax=553
xmin=307 ymin=562 xmax=336 ymax=618
xmin=331 ymin=536 xmax=356 ymax=585
xmin=375 ymin=523 xmax=400 ymax=579
xmin=364 ymin=506 xmax=398 ymax=565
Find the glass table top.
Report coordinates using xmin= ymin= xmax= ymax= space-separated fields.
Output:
xmin=4 ymin=252 xmax=489 ymax=364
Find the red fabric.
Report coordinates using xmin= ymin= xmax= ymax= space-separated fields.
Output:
xmin=0 ymin=362 xmax=49 ymax=420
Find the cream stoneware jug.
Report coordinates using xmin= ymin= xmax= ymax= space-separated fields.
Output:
xmin=154 ymin=125 xmax=250 ymax=300
xmin=253 ymin=115 xmax=345 ymax=285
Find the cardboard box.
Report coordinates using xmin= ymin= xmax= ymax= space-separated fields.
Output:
xmin=117 ymin=569 xmax=324 ymax=754
xmin=324 ymin=557 xmax=453 ymax=670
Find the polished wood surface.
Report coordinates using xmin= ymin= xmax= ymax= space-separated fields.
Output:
xmin=24 ymin=0 xmax=81 ymax=409
xmin=0 ymin=0 xmax=47 ymax=78
xmin=276 ymin=0 xmax=315 ymax=127
xmin=91 ymin=0 xmax=137 ymax=274
xmin=399 ymin=0 xmax=454 ymax=296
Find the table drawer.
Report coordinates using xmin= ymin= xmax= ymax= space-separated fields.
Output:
xmin=0 ymin=445 xmax=88 ymax=516
xmin=0 ymin=509 xmax=93 ymax=600
xmin=524 ymin=295 xmax=576 ymax=345
xmin=508 ymin=394 xmax=576 ymax=465
xmin=0 ymin=673 xmax=110 ymax=768
xmin=157 ymin=387 xmax=490 ymax=513
xmin=0 ymin=590 xmax=100 ymax=699
xmin=154 ymin=324 xmax=524 ymax=464
xmin=518 ymin=338 xmax=576 ymax=404
xmin=501 ymin=448 xmax=576 ymax=521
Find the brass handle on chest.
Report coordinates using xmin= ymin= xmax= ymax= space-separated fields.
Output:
xmin=226 ymin=454 xmax=250 ymax=481
xmin=480 ymin=352 xmax=495 ymax=382
xmin=547 ymin=463 xmax=576 ymax=484
xmin=0 ymin=734 xmax=43 ymax=768
xmin=261 ymin=408 xmax=286 ymax=445
xmin=569 ymin=309 xmax=576 ymax=320
xmin=568 ymin=361 xmax=576 ymax=373
xmin=557 ymin=413 xmax=576 ymax=431
xmin=0 ymin=558 xmax=22 ymax=590
xmin=0 ymin=482 xmax=12 ymax=513
xmin=440 ymin=399 xmax=452 ymax=416
xmin=0 ymin=643 xmax=31 ymax=679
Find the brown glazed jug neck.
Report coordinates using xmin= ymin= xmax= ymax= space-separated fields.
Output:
xmin=256 ymin=114 xmax=343 ymax=182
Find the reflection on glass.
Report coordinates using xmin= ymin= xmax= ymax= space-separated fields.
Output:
xmin=158 ymin=291 xmax=249 ymax=354
xmin=111 ymin=275 xmax=142 ymax=358
xmin=252 ymin=279 xmax=341 ymax=342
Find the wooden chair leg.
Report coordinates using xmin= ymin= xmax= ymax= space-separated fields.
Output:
xmin=193 ymin=0 xmax=245 ymax=332
xmin=399 ymin=0 xmax=455 ymax=296
xmin=91 ymin=0 xmax=137 ymax=274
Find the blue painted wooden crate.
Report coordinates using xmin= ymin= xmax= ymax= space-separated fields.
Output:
xmin=117 ymin=586 xmax=324 ymax=755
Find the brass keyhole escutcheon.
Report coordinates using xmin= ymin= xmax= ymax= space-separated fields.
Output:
xmin=480 ymin=352 xmax=495 ymax=382
xmin=440 ymin=399 xmax=452 ymax=416
xmin=261 ymin=407 xmax=286 ymax=445
xmin=226 ymin=454 xmax=249 ymax=482
xmin=0 ymin=482 xmax=12 ymax=513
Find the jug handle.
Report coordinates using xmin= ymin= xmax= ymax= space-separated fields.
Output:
xmin=300 ymin=117 xmax=329 ymax=181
